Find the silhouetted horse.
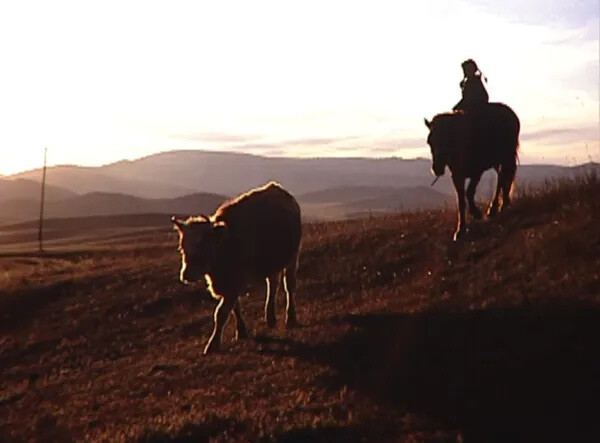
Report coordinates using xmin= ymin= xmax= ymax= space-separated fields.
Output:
xmin=425 ymin=103 xmax=520 ymax=240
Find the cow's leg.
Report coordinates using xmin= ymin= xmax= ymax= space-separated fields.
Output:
xmin=232 ymin=298 xmax=249 ymax=340
xmin=283 ymin=253 xmax=299 ymax=328
xmin=204 ymin=295 xmax=236 ymax=354
xmin=487 ymin=166 xmax=502 ymax=217
xmin=466 ymin=173 xmax=483 ymax=220
xmin=452 ymin=174 xmax=467 ymax=241
xmin=264 ymin=273 xmax=280 ymax=328
xmin=500 ymin=160 xmax=517 ymax=212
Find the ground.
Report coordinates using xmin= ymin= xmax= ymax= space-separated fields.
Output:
xmin=1 ymin=176 xmax=599 ymax=442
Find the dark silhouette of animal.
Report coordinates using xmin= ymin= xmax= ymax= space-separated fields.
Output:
xmin=172 ymin=182 xmax=302 ymax=354
xmin=425 ymin=102 xmax=520 ymax=240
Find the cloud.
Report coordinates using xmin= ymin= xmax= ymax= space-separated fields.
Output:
xmin=283 ymin=136 xmax=362 ymax=146
xmin=170 ymin=132 xmax=262 ymax=144
xmin=521 ymin=125 xmax=600 ymax=144
xmin=235 ymin=143 xmax=281 ymax=152
xmin=465 ymin=0 xmax=600 ymax=27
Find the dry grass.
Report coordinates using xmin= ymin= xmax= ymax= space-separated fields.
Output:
xmin=0 ymin=176 xmax=599 ymax=442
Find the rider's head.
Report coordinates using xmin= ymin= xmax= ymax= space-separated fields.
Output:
xmin=461 ymin=59 xmax=479 ymax=78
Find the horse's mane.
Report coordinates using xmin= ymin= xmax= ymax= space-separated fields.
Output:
xmin=432 ymin=110 xmax=464 ymax=124
xmin=430 ymin=111 xmax=466 ymax=133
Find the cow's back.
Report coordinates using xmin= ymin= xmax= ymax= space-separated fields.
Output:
xmin=214 ymin=182 xmax=301 ymax=278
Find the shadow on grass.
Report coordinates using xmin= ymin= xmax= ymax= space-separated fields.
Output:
xmin=139 ymin=415 xmax=248 ymax=443
xmin=0 ymin=281 xmax=75 ymax=333
xmin=275 ymin=425 xmax=370 ymax=443
xmin=261 ymin=303 xmax=600 ymax=442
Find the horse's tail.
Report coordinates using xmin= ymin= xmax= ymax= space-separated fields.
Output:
xmin=498 ymin=102 xmax=520 ymax=163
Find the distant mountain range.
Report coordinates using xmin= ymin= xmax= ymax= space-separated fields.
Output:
xmin=1 ymin=150 xmax=598 ymax=225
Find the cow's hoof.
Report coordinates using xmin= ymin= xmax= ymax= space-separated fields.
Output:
xmin=285 ymin=318 xmax=299 ymax=329
xmin=203 ymin=342 xmax=220 ymax=355
xmin=236 ymin=328 xmax=250 ymax=340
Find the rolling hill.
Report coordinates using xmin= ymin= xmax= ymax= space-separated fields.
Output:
xmin=5 ymin=151 xmax=599 ymax=225
xmin=0 ymin=178 xmax=77 ymax=202
xmin=0 ymin=192 xmax=228 ymax=226
xmin=11 ymin=164 xmax=197 ymax=199
xmin=11 ymin=150 xmax=599 ymax=199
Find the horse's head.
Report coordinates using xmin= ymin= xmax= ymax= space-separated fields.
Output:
xmin=424 ymin=113 xmax=458 ymax=178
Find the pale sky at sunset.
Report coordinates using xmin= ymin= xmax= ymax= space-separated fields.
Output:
xmin=0 ymin=0 xmax=598 ymax=175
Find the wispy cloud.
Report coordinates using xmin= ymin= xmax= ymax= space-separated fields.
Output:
xmin=465 ymin=0 xmax=600 ymax=27
xmin=171 ymin=132 xmax=262 ymax=144
xmin=283 ymin=136 xmax=362 ymax=146
xmin=521 ymin=125 xmax=600 ymax=144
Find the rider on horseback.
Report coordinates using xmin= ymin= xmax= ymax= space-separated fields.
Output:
xmin=453 ymin=59 xmax=489 ymax=112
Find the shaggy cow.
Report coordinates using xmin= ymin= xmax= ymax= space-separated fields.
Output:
xmin=172 ymin=182 xmax=302 ymax=354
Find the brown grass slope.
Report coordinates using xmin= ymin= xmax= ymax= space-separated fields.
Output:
xmin=0 ymin=175 xmax=599 ymax=442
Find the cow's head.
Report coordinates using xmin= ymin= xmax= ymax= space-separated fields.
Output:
xmin=171 ymin=215 xmax=227 ymax=283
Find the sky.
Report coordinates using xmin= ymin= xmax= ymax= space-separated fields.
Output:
xmin=0 ymin=0 xmax=598 ymax=175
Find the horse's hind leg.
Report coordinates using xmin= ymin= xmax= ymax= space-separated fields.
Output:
xmin=452 ymin=174 xmax=467 ymax=240
xmin=466 ymin=173 xmax=483 ymax=220
xmin=487 ymin=166 xmax=502 ymax=217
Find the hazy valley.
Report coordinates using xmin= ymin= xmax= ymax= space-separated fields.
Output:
xmin=1 ymin=150 xmax=598 ymax=226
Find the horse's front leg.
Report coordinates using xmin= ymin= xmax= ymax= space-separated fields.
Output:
xmin=452 ymin=174 xmax=467 ymax=240
xmin=466 ymin=173 xmax=483 ymax=220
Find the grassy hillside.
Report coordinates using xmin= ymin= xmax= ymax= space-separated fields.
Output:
xmin=0 ymin=175 xmax=598 ymax=442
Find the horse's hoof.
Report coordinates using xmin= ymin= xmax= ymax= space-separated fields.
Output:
xmin=471 ymin=209 xmax=483 ymax=220
xmin=487 ymin=206 xmax=499 ymax=217
xmin=266 ymin=317 xmax=277 ymax=328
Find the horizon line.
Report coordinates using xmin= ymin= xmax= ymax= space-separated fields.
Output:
xmin=2 ymin=148 xmax=598 ymax=177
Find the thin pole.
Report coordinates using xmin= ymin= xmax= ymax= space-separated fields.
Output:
xmin=38 ymin=147 xmax=47 ymax=253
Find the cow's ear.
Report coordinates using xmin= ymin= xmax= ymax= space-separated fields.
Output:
xmin=424 ymin=118 xmax=432 ymax=130
xmin=212 ymin=221 xmax=227 ymax=238
xmin=171 ymin=216 xmax=185 ymax=232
